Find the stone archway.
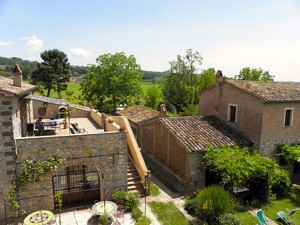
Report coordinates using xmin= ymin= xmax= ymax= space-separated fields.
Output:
xmin=52 ymin=164 xmax=100 ymax=208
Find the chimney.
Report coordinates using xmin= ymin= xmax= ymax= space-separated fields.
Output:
xmin=216 ymin=70 xmax=223 ymax=83
xmin=12 ymin=64 xmax=22 ymax=87
xmin=159 ymin=104 xmax=166 ymax=117
xmin=215 ymin=70 xmax=223 ymax=111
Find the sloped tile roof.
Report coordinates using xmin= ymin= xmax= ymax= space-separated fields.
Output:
xmin=161 ymin=115 xmax=252 ymax=152
xmin=0 ymin=76 xmax=35 ymax=95
xmin=118 ymin=105 xmax=160 ymax=123
xmin=226 ymin=80 xmax=300 ymax=102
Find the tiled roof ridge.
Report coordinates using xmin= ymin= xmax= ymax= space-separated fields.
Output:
xmin=161 ymin=115 xmax=252 ymax=152
xmin=225 ymin=80 xmax=300 ymax=102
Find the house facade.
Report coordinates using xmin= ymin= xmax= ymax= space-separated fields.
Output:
xmin=199 ymin=71 xmax=300 ymax=158
xmin=140 ymin=116 xmax=251 ymax=191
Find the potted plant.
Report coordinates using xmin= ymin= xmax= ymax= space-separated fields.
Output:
xmin=63 ymin=107 xmax=72 ymax=129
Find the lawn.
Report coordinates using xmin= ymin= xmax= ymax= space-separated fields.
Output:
xmin=150 ymin=183 xmax=160 ymax=197
xmin=235 ymin=188 xmax=300 ymax=224
xmin=149 ymin=201 xmax=192 ymax=225
xmin=36 ymin=81 xmax=160 ymax=105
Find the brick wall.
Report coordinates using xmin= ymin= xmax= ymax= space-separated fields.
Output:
xmin=4 ymin=131 xmax=127 ymax=219
xmin=199 ymin=82 xmax=264 ymax=148
xmin=141 ymin=121 xmax=203 ymax=191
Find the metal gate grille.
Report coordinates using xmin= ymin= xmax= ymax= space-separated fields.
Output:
xmin=52 ymin=165 xmax=100 ymax=207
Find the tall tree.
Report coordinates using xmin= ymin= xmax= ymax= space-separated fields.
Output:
xmin=235 ymin=67 xmax=274 ymax=81
xmin=161 ymin=49 xmax=203 ymax=111
xmin=199 ymin=68 xmax=216 ymax=92
xmin=32 ymin=49 xmax=70 ymax=97
xmin=81 ymin=52 xmax=142 ymax=113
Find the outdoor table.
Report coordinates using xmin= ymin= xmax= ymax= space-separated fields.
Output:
xmin=233 ymin=186 xmax=249 ymax=195
xmin=24 ymin=210 xmax=54 ymax=225
xmin=92 ymin=201 xmax=117 ymax=216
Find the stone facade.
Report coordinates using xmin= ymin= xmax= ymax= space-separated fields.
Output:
xmin=199 ymin=77 xmax=300 ymax=158
xmin=32 ymin=101 xmax=90 ymax=120
xmin=6 ymin=131 xmax=127 ymax=219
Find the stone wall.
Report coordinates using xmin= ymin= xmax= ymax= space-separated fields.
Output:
xmin=33 ymin=101 xmax=90 ymax=119
xmin=9 ymin=131 xmax=127 ymax=218
xmin=0 ymin=95 xmax=17 ymax=221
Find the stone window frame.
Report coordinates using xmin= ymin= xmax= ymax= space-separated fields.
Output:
xmin=227 ymin=104 xmax=238 ymax=123
xmin=283 ymin=107 xmax=294 ymax=127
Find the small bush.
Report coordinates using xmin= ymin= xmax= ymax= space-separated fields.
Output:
xmin=194 ymin=185 xmax=234 ymax=225
xmin=217 ymin=213 xmax=241 ymax=225
xmin=112 ymin=189 xmax=128 ymax=205
xmin=136 ymin=215 xmax=151 ymax=225
xmin=184 ymin=197 xmax=198 ymax=216
xmin=132 ymin=206 xmax=143 ymax=220
xmin=98 ymin=213 xmax=109 ymax=225
xmin=125 ymin=192 xmax=139 ymax=211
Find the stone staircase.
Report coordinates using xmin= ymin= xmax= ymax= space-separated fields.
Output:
xmin=127 ymin=156 xmax=146 ymax=197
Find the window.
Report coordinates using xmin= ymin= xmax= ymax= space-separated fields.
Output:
xmin=284 ymin=108 xmax=293 ymax=127
xmin=228 ymin=104 xmax=237 ymax=123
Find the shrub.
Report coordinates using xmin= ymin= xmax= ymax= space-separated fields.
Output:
xmin=132 ymin=206 xmax=143 ymax=220
xmin=98 ymin=213 xmax=109 ymax=225
xmin=217 ymin=213 xmax=241 ymax=225
xmin=184 ymin=197 xmax=198 ymax=216
xmin=136 ymin=216 xmax=151 ymax=225
xmin=194 ymin=185 xmax=234 ymax=225
xmin=112 ymin=189 xmax=127 ymax=205
xmin=125 ymin=192 xmax=139 ymax=211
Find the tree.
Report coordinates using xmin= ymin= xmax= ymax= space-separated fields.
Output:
xmin=161 ymin=49 xmax=203 ymax=111
xmin=144 ymin=86 xmax=162 ymax=109
xmin=81 ymin=52 xmax=142 ymax=113
xmin=32 ymin=49 xmax=70 ymax=97
xmin=235 ymin=67 xmax=274 ymax=81
xmin=203 ymin=145 xmax=290 ymax=202
xmin=199 ymin=68 xmax=216 ymax=92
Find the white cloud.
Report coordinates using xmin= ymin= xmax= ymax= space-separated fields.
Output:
xmin=69 ymin=48 xmax=92 ymax=58
xmin=0 ymin=41 xmax=13 ymax=47
xmin=23 ymin=36 xmax=44 ymax=54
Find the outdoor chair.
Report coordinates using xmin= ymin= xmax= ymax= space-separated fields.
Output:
xmin=255 ymin=209 xmax=272 ymax=225
xmin=71 ymin=123 xmax=78 ymax=132
xmin=277 ymin=208 xmax=299 ymax=225
xmin=70 ymin=127 xmax=76 ymax=134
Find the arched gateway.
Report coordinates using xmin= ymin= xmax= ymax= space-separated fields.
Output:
xmin=52 ymin=164 xmax=100 ymax=207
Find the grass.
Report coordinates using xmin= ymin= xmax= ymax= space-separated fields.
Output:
xmin=234 ymin=188 xmax=300 ymax=224
xmin=150 ymin=183 xmax=160 ymax=197
xmin=149 ymin=201 xmax=192 ymax=225
xmin=262 ymin=189 xmax=300 ymax=224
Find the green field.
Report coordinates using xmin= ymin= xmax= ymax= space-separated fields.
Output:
xmin=37 ymin=81 xmax=160 ymax=105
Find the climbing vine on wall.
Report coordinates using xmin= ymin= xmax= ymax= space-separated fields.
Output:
xmin=6 ymin=156 xmax=66 ymax=216
xmin=277 ymin=144 xmax=300 ymax=162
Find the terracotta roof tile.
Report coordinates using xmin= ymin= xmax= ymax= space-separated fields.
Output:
xmin=161 ymin=116 xmax=252 ymax=152
xmin=118 ymin=105 xmax=160 ymax=123
xmin=226 ymin=80 xmax=300 ymax=102
xmin=0 ymin=76 xmax=35 ymax=95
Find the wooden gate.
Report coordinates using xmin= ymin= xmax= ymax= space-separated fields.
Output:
xmin=52 ymin=165 xmax=100 ymax=208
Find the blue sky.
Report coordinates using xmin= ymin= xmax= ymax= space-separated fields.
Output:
xmin=1 ymin=0 xmax=300 ymax=81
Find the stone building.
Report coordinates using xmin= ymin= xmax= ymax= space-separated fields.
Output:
xmin=199 ymin=71 xmax=300 ymax=157
xmin=0 ymin=69 xmax=148 ymax=222
xmin=141 ymin=116 xmax=251 ymax=191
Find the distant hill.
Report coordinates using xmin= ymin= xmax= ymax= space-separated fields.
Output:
xmin=0 ymin=56 xmax=167 ymax=81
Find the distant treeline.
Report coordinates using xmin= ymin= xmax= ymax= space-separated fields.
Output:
xmin=0 ymin=56 xmax=167 ymax=81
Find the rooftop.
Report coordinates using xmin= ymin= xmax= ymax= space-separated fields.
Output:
xmin=226 ymin=80 xmax=300 ymax=103
xmin=161 ymin=115 xmax=252 ymax=152
xmin=0 ymin=76 xmax=35 ymax=95
xmin=118 ymin=105 xmax=161 ymax=123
